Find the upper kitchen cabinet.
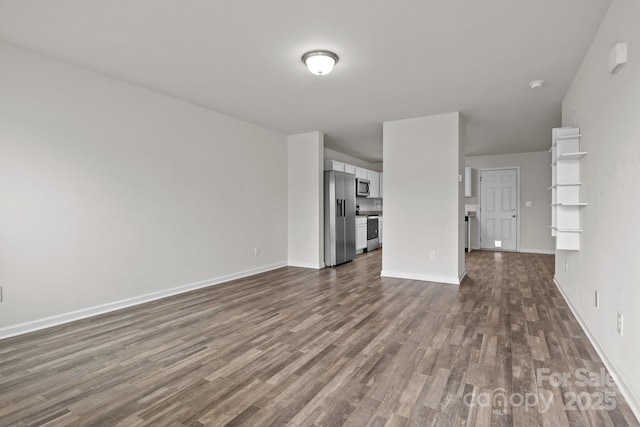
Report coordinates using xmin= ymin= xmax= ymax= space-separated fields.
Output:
xmin=324 ymin=159 xmax=383 ymax=199
xmin=355 ymin=167 xmax=368 ymax=179
xmin=324 ymin=160 xmax=345 ymax=172
xmin=367 ymin=170 xmax=380 ymax=198
xmin=344 ymin=164 xmax=356 ymax=175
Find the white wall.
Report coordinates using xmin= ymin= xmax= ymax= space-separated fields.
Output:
xmin=558 ymin=0 xmax=640 ymax=418
xmin=0 ymin=42 xmax=288 ymax=334
xmin=288 ymin=132 xmax=324 ymax=268
xmin=382 ymin=112 xmax=465 ymax=284
xmin=465 ymin=151 xmax=554 ymax=253
xmin=324 ymin=148 xmax=383 ymax=172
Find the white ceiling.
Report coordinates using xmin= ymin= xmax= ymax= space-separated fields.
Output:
xmin=0 ymin=0 xmax=611 ymax=162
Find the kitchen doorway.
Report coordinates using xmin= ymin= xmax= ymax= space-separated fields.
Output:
xmin=478 ymin=168 xmax=519 ymax=251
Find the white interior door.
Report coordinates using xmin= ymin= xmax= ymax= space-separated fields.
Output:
xmin=479 ymin=169 xmax=518 ymax=251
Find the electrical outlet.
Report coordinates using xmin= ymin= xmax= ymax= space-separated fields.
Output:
xmin=254 ymin=247 xmax=261 ymax=256
xmin=617 ymin=313 xmax=623 ymax=336
xmin=429 ymin=251 xmax=436 ymax=261
xmin=564 ymin=262 xmax=569 ymax=273
xmin=595 ymin=291 xmax=599 ymax=309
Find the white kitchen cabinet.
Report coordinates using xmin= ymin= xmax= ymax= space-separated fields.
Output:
xmin=379 ymin=216 xmax=383 ymax=245
xmin=550 ymin=127 xmax=587 ymax=250
xmin=367 ymin=170 xmax=380 ymax=198
xmin=355 ymin=167 xmax=368 ymax=179
xmin=356 ymin=217 xmax=367 ymax=251
xmin=325 ymin=161 xmax=384 ymax=199
xmin=465 ymin=167 xmax=472 ymax=197
xmin=324 ymin=160 xmax=345 ymax=172
xmin=344 ymin=164 xmax=356 ymax=175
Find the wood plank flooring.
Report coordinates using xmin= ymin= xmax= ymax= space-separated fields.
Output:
xmin=0 ymin=250 xmax=638 ymax=426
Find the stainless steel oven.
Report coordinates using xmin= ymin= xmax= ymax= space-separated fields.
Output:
xmin=367 ymin=216 xmax=380 ymax=251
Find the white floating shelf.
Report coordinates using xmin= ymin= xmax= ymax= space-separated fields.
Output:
xmin=551 ymin=127 xmax=586 ymax=251
xmin=549 ymin=227 xmax=582 ymax=232
xmin=558 ymin=152 xmax=588 ymax=160
xmin=556 ymin=134 xmax=582 ymax=140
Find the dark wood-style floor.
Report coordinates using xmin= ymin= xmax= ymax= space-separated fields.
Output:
xmin=0 ymin=250 xmax=638 ymax=426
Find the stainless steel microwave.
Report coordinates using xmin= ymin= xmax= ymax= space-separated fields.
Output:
xmin=356 ymin=178 xmax=370 ymax=197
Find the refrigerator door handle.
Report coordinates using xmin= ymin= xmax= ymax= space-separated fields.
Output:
xmin=342 ymin=199 xmax=346 ymax=217
xmin=337 ymin=199 xmax=342 ymax=217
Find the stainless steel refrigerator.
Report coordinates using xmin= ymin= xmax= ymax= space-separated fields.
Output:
xmin=324 ymin=171 xmax=356 ymax=266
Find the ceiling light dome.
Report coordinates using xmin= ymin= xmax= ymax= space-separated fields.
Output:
xmin=302 ymin=50 xmax=339 ymax=76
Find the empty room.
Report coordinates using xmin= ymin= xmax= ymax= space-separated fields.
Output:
xmin=1 ymin=0 xmax=639 ymax=426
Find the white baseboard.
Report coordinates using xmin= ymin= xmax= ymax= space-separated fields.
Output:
xmin=0 ymin=261 xmax=288 ymax=340
xmin=467 ymin=247 xmax=555 ymax=255
xmin=553 ymin=277 xmax=640 ymax=422
xmin=459 ymin=270 xmax=467 ymax=283
xmin=380 ymin=270 xmax=461 ymax=285
xmin=519 ymin=248 xmax=555 ymax=255
xmin=287 ymin=261 xmax=323 ymax=269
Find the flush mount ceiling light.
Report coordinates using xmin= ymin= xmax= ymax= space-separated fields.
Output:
xmin=302 ymin=50 xmax=339 ymax=76
xmin=529 ymin=80 xmax=545 ymax=89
